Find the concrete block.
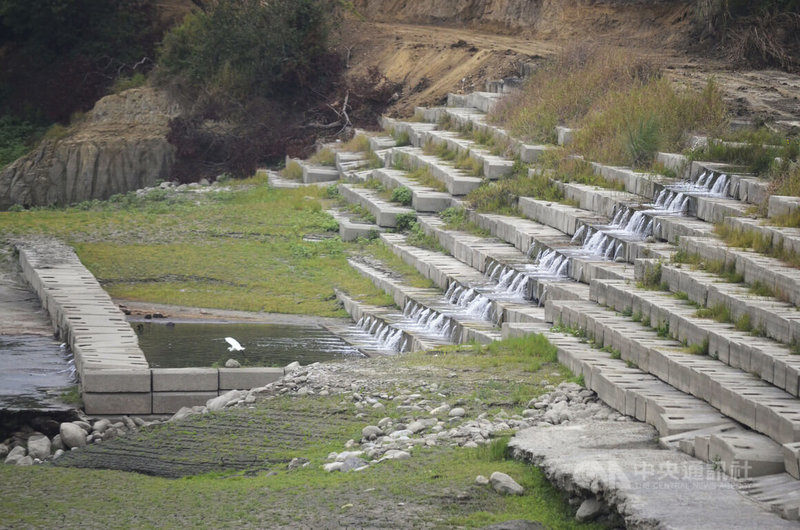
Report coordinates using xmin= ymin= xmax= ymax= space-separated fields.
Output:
xmin=219 ymin=367 xmax=283 ymax=390
xmin=152 ymin=368 xmax=219 ymax=392
xmin=82 ymin=369 xmax=151 ymax=393
xmin=83 ymin=392 xmax=151 ymax=415
xmin=153 ymin=391 xmax=219 ymax=414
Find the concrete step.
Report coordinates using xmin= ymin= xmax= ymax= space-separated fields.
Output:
xmin=422 ymin=104 xmax=554 ymax=164
xmin=593 ymin=278 xmax=800 ymax=398
xmin=379 ymin=233 xmax=548 ymax=325
xmin=338 ymin=184 xmax=415 ymax=228
xmin=347 ymin=259 xmax=502 ymax=344
xmin=381 ymin=117 xmax=437 ymax=148
xmin=546 ymin=299 xmax=800 ymax=447
xmin=387 ymin=146 xmax=484 ymax=196
xmin=421 ymin=129 xmax=513 ymax=179
xmin=416 ymin=214 xmax=576 ymax=303
xmin=725 ymin=216 xmax=800 ymax=260
xmin=327 ymin=208 xmax=382 ymax=242
xmin=507 ymin=321 xmax=732 ymax=437
xmin=679 ymin=236 xmax=800 ymax=308
xmin=371 ymin=168 xmax=456 ymax=213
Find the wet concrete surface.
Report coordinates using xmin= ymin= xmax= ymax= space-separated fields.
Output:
xmin=0 ymin=245 xmax=75 ymax=411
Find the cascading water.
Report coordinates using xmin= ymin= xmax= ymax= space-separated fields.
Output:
xmin=403 ymin=301 xmax=455 ymax=340
xmin=356 ymin=315 xmax=405 ymax=352
xmin=444 ymin=282 xmax=494 ymax=320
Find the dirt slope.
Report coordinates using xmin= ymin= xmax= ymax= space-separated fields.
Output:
xmin=339 ymin=10 xmax=800 ymax=124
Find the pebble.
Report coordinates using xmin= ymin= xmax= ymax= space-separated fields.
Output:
xmin=576 ymin=498 xmax=604 ymax=522
xmin=448 ymin=407 xmax=466 ymax=418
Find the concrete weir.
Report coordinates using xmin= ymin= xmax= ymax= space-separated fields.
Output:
xmin=15 ymin=239 xmax=284 ymax=415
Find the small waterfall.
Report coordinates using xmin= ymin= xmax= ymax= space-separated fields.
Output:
xmin=357 ymin=315 xmax=406 ymax=352
xmin=709 ymin=174 xmax=729 ymax=196
xmin=571 ymin=225 xmax=586 ymax=244
xmin=403 ymin=301 xmax=454 ymax=339
xmin=445 ymin=283 xmax=493 ymax=320
xmin=535 ymin=248 xmax=570 ymax=277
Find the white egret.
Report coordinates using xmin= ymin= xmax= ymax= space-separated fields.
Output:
xmin=224 ymin=337 xmax=245 ymax=352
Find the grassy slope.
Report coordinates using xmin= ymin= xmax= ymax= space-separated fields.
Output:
xmin=0 ymin=175 xmax=408 ymax=316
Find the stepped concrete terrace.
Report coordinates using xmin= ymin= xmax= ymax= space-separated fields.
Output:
xmin=418 ymin=128 xmax=514 ymax=179
xmin=387 ymin=146 xmax=484 ymax=196
xmin=347 ymin=259 xmax=502 ymax=345
xmin=15 ymin=239 xmax=286 ymax=415
xmin=326 ymin=89 xmax=800 ymax=522
xmin=285 ymin=156 xmax=339 ymax=184
xmin=334 ymin=289 xmax=455 ymax=353
xmin=338 ymin=183 xmax=415 ymax=228
xmin=371 ymin=168 xmax=455 ymax=213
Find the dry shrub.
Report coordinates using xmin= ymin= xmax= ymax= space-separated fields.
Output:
xmin=489 ymin=44 xmax=658 ymax=143
xmin=726 ymin=12 xmax=800 ymax=73
xmin=574 ymin=77 xmax=728 ymax=166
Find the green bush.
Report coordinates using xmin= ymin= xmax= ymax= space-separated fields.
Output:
xmin=157 ymin=0 xmax=333 ymax=99
xmin=395 ymin=212 xmax=417 ymax=232
xmin=390 ymin=186 xmax=413 ymax=206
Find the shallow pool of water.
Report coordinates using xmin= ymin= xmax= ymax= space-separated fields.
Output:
xmin=134 ymin=321 xmax=364 ymax=368
xmin=0 ymin=335 xmax=76 ymax=411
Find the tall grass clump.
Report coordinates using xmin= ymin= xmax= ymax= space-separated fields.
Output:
xmin=574 ymin=77 xmax=728 ymax=167
xmin=491 ymin=44 xmax=728 ymax=169
xmin=490 ymin=45 xmax=658 ymax=143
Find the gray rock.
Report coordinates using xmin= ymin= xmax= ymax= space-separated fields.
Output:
xmin=449 ymin=407 xmax=466 ymax=418
xmin=490 ymin=472 xmax=524 ymax=496
xmin=92 ymin=419 xmax=111 ymax=434
xmin=132 ymin=417 xmax=146 ymax=427
xmin=0 ymin=444 xmax=8 ymax=459
xmin=475 ymin=475 xmax=489 ymax=485
xmin=16 ymin=455 xmax=34 ymax=466
xmin=340 ymin=456 xmax=369 ymax=472
xmin=74 ymin=420 xmax=92 ymax=433
xmin=285 ymin=361 xmax=301 ymax=372
xmin=430 ymin=404 xmax=450 ymax=416
xmin=206 ymin=390 xmax=245 ymax=411
xmin=122 ymin=416 xmax=137 ymax=431
xmin=5 ymin=446 xmax=26 ymax=465
xmin=361 ymin=425 xmax=383 ymax=441
xmin=53 ymin=449 xmax=65 ymax=460
xmin=60 ymin=423 xmax=87 ymax=449
xmin=27 ymin=434 xmax=51 ymax=460
xmin=378 ymin=450 xmax=410 ymax=462
xmin=224 ymin=358 xmax=241 ymax=368
xmin=575 ymin=498 xmax=604 ymax=522
xmin=50 ymin=434 xmax=63 ymax=452
xmin=323 ymin=462 xmax=343 ymax=472
xmin=288 ymin=457 xmax=309 ymax=470
xmin=170 ymin=406 xmax=197 ymax=422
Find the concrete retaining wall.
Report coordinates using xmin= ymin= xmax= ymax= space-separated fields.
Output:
xmin=16 ymin=239 xmax=287 ymax=415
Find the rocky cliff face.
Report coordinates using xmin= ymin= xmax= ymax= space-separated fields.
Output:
xmin=0 ymin=88 xmax=181 ymax=209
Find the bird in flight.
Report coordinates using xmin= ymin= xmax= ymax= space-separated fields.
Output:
xmin=225 ymin=337 xmax=245 ymax=352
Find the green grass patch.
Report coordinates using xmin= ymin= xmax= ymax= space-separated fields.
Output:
xmin=390 ymin=186 xmax=412 ymax=206
xmin=466 ymin=162 xmax=562 ymax=214
xmin=439 ymin=207 xmax=490 ymax=237
xmin=0 ymin=179 xmax=390 ymax=316
xmin=282 ymin=160 xmax=304 ymax=180
xmin=405 ymin=166 xmax=447 ymax=192
xmin=309 ymin=147 xmax=336 ymax=167
xmin=406 ymin=222 xmax=445 ymax=253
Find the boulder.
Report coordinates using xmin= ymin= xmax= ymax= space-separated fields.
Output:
xmin=206 ymin=390 xmax=245 ymax=411
xmin=576 ymin=498 xmax=604 ymax=522
xmin=4 ymin=446 xmax=26 ymax=465
xmin=27 ymin=434 xmax=51 ymax=460
xmin=16 ymin=456 xmax=34 ymax=466
xmin=361 ymin=425 xmax=383 ymax=441
xmin=0 ymin=444 xmax=8 ymax=459
xmin=490 ymin=472 xmax=524 ymax=496
xmin=224 ymin=358 xmax=241 ymax=368
xmin=60 ymin=422 xmax=87 ymax=449
xmin=92 ymin=419 xmax=112 ymax=434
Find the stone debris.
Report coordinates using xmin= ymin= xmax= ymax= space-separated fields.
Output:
xmin=489 ymin=472 xmax=525 ymax=496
